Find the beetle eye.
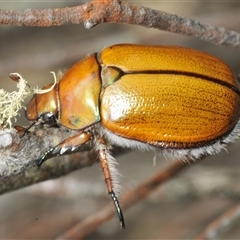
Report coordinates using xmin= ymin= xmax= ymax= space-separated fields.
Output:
xmin=40 ymin=112 xmax=57 ymax=125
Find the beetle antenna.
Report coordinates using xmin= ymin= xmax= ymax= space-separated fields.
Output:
xmin=110 ymin=191 xmax=125 ymax=229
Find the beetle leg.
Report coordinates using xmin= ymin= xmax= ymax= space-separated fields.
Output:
xmin=95 ymin=135 xmax=125 ymax=229
xmin=37 ymin=132 xmax=92 ymax=166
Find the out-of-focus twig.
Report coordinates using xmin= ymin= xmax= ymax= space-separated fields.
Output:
xmin=0 ymin=0 xmax=240 ymax=48
xmin=193 ymin=203 xmax=240 ymax=240
xmin=56 ymin=159 xmax=196 ymax=240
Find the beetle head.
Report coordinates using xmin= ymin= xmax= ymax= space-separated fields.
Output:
xmin=25 ymin=83 xmax=58 ymax=129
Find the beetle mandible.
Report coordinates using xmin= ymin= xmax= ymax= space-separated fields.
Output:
xmin=24 ymin=44 xmax=240 ymax=228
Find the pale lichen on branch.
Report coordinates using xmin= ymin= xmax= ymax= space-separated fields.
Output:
xmin=0 ymin=73 xmax=32 ymax=128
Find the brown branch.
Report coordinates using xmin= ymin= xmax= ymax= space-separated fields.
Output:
xmin=0 ymin=151 xmax=97 ymax=195
xmin=0 ymin=127 xmax=85 ymax=180
xmin=0 ymin=125 xmax=126 ymax=194
xmin=0 ymin=127 xmax=90 ymax=187
xmin=55 ymin=159 xmax=195 ymax=240
xmin=193 ymin=203 xmax=240 ymax=239
xmin=0 ymin=0 xmax=240 ymax=48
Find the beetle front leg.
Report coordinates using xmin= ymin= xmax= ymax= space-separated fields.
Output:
xmin=37 ymin=132 xmax=92 ymax=166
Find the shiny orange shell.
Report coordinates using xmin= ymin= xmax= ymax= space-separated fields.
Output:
xmin=99 ymin=44 xmax=240 ymax=148
xmin=58 ymin=54 xmax=101 ymax=129
xmin=26 ymin=44 xmax=240 ymax=149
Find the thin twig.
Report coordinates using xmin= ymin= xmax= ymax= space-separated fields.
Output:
xmin=0 ymin=0 xmax=240 ymax=48
xmin=193 ymin=203 xmax=240 ymax=240
xmin=56 ymin=159 xmax=194 ymax=240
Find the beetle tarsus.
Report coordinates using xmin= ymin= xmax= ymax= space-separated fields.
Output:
xmin=37 ymin=147 xmax=55 ymax=166
xmin=109 ymin=191 xmax=125 ymax=229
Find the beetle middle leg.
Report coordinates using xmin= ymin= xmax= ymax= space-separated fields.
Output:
xmin=37 ymin=131 xmax=92 ymax=166
xmin=95 ymin=134 xmax=125 ymax=229
xmin=37 ymin=128 xmax=125 ymax=227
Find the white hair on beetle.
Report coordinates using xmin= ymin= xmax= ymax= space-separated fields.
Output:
xmin=92 ymin=118 xmax=240 ymax=198
xmin=163 ymin=117 xmax=240 ymax=161
xmin=100 ymin=126 xmax=154 ymax=152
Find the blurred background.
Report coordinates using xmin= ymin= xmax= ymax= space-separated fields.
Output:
xmin=1 ymin=1 xmax=240 ymax=239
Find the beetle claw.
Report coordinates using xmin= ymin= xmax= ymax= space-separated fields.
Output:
xmin=110 ymin=191 xmax=125 ymax=229
xmin=58 ymin=146 xmax=71 ymax=155
xmin=37 ymin=147 xmax=55 ymax=166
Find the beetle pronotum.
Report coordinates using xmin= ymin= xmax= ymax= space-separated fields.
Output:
xmin=23 ymin=44 xmax=240 ymax=228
